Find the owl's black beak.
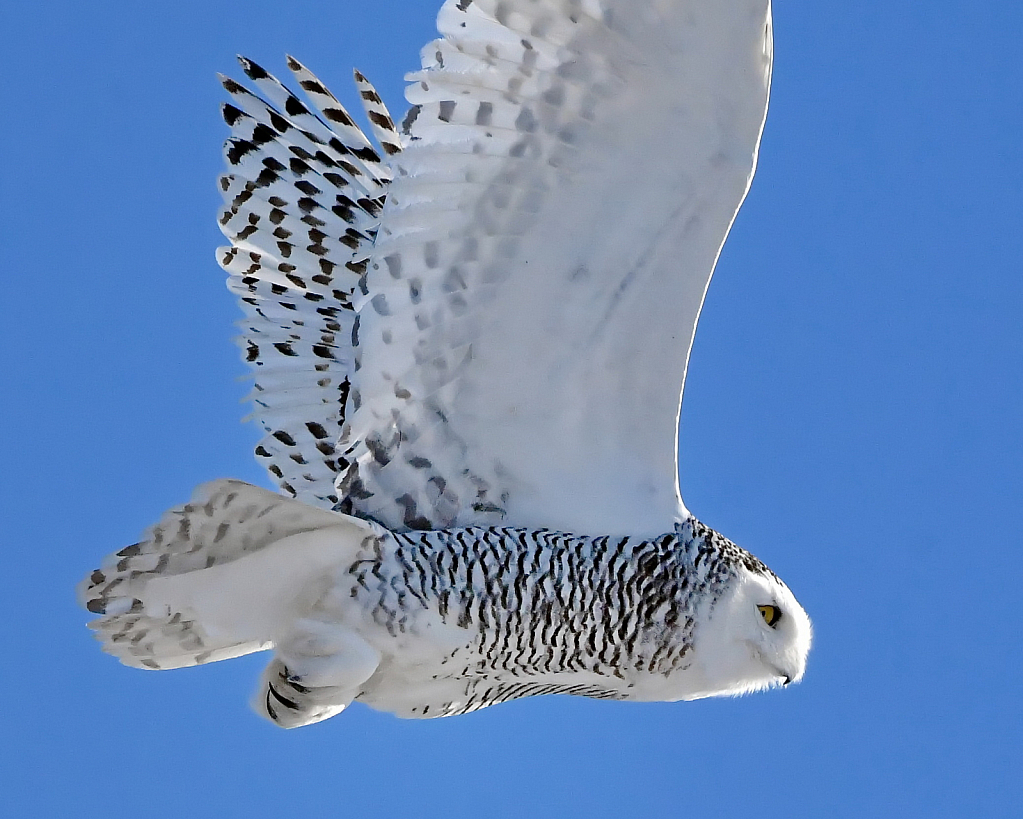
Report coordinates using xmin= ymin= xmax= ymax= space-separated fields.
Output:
xmin=768 ymin=663 xmax=793 ymax=686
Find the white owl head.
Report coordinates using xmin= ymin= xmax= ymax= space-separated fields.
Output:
xmin=686 ymin=567 xmax=813 ymax=700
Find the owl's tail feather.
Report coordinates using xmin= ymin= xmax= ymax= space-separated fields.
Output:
xmin=78 ymin=479 xmax=381 ymax=670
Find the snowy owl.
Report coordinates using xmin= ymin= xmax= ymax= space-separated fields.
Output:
xmin=80 ymin=0 xmax=811 ymax=728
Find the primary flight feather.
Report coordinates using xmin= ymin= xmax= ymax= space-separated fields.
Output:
xmin=80 ymin=0 xmax=811 ymax=728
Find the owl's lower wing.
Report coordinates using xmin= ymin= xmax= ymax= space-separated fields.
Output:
xmin=216 ymin=57 xmax=398 ymax=508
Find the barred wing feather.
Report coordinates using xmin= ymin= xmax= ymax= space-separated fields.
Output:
xmin=339 ymin=0 xmax=774 ymax=535
xmin=216 ymin=57 xmax=396 ymax=508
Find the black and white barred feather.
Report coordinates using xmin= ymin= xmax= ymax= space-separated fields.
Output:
xmin=347 ymin=519 xmax=772 ymax=717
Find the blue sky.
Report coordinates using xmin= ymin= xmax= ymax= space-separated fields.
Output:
xmin=2 ymin=1 xmax=1020 ymax=816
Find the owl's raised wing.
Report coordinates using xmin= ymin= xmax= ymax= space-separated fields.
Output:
xmin=339 ymin=0 xmax=774 ymax=536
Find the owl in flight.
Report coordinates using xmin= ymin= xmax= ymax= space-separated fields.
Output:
xmin=80 ymin=0 xmax=811 ymax=727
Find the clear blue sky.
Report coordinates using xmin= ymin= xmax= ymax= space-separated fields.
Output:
xmin=2 ymin=2 xmax=1020 ymax=816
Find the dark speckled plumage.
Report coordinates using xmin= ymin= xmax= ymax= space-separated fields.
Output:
xmin=346 ymin=519 xmax=767 ymax=716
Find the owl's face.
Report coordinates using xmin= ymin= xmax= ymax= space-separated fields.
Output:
xmin=685 ymin=567 xmax=812 ymax=699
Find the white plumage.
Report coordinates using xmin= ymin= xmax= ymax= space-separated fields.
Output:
xmin=80 ymin=0 xmax=811 ymax=728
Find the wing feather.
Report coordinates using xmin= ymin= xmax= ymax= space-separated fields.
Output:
xmin=352 ymin=70 xmax=404 ymax=158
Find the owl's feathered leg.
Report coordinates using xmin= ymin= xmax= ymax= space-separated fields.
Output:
xmin=254 ymin=622 xmax=380 ymax=728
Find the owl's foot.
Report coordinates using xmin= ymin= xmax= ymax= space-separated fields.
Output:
xmin=253 ymin=623 xmax=380 ymax=728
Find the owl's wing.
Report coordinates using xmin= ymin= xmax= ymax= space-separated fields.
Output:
xmin=216 ymin=57 xmax=400 ymax=507
xmin=339 ymin=0 xmax=774 ymax=536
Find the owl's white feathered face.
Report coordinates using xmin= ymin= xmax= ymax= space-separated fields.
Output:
xmin=685 ymin=568 xmax=812 ymax=700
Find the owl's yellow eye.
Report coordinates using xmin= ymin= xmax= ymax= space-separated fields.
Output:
xmin=758 ymin=604 xmax=782 ymax=628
